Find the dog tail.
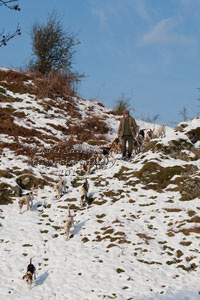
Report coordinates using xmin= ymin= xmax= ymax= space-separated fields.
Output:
xmin=163 ymin=120 xmax=170 ymax=126
xmin=30 ymin=256 xmax=35 ymax=264
xmin=68 ymin=204 xmax=71 ymax=216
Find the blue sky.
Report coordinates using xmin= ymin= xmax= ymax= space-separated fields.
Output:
xmin=0 ymin=0 xmax=200 ymax=125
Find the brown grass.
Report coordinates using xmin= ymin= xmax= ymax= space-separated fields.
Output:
xmin=0 ymin=69 xmax=76 ymax=99
xmin=0 ymin=69 xmax=112 ymax=166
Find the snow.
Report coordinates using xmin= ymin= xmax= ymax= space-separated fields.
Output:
xmin=0 ymin=73 xmax=200 ymax=299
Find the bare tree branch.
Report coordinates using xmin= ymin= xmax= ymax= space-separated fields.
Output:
xmin=179 ymin=107 xmax=188 ymax=122
xmin=0 ymin=0 xmax=21 ymax=47
xmin=0 ymin=23 xmax=21 ymax=47
xmin=0 ymin=0 xmax=20 ymax=10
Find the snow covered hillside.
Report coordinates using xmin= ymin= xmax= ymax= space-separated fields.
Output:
xmin=0 ymin=68 xmax=200 ymax=300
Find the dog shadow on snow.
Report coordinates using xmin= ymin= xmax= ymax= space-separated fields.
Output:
xmin=70 ymin=220 xmax=87 ymax=239
xmin=34 ymin=270 xmax=49 ymax=287
xmin=31 ymin=201 xmax=48 ymax=212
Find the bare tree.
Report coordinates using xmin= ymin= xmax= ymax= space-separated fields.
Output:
xmin=113 ymin=93 xmax=133 ymax=115
xmin=179 ymin=107 xmax=188 ymax=122
xmin=28 ymin=12 xmax=81 ymax=78
xmin=140 ymin=113 xmax=160 ymax=124
xmin=0 ymin=0 xmax=21 ymax=47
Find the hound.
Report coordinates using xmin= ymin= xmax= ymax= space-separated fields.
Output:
xmin=22 ymin=258 xmax=36 ymax=289
xmin=81 ymin=161 xmax=92 ymax=175
xmin=18 ymin=196 xmax=26 ymax=214
xmin=80 ymin=179 xmax=89 ymax=207
xmin=110 ymin=137 xmax=121 ymax=154
xmin=98 ymin=147 xmax=111 ymax=166
xmin=144 ymin=128 xmax=153 ymax=143
xmin=64 ymin=205 xmax=74 ymax=240
xmin=134 ymin=129 xmax=145 ymax=154
xmin=94 ymin=153 xmax=104 ymax=169
xmin=18 ymin=187 xmax=34 ymax=213
xmin=26 ymin=187 xmax=34 ymax=210
xmin=152 ymin=120 xmax=169 ymax=138
xmin=54 ymin=176 xmax=66 ymax=199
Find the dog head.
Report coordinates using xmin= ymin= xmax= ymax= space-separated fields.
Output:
xmin=18 ymin=199 xmax=25 ymax=206
xmin=81 ymin=163 xmax=87 ymax=172
xmin=111 ymin=138 xmax=121 ymax=150
xmin=23 ymin=271 xmax=32 ymax=284
xmin=53 ymin=184 xmax=58 ymax=191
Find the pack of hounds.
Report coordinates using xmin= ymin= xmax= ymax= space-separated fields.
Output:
xmin=19 ymin=121 xmax=169 ymax=288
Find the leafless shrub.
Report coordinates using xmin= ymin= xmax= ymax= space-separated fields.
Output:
xmin=113 ymin=93 xmax=132 ymax=115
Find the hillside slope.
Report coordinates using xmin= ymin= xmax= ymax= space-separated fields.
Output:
xmin=0 ymin=68 xmax=160 ymax=204
xmin=0 ymin=69 xmax=200 ymax=300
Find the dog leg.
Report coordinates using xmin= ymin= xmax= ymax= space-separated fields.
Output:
xmin=65 ymin=231 xmax=69 ymax=240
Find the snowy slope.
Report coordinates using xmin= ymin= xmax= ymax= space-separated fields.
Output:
xmin=0 ymin=69 xmax=200 ymax=300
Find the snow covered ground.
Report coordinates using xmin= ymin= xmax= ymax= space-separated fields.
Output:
xmin=0 ymin=118 xmax=200 ymax=300
xmin=0 ymin=69 xmax=200 ymax=299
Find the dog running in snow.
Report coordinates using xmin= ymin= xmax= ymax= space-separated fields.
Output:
xmin=96 ymin=145 xmax=116 ymax=167
xmin=54 ymin=176 xmax=66 ymax=199
xmin=80 ymin=179 xmax=89 ymax=207
xmin=152 ymin=120 xmax=169 ymax=138
xmin=18 ymin=187 xmax=34 ymax=214
xmin=63 ymin=205 xmax=75 ymax=240
xmin=81 ymin=161 xmax=91 ymax=175
xmin=22 ymin=258 xmax=36 ymax=289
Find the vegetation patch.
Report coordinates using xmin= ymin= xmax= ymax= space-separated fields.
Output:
xmin=164 ymin=208 xmax=182 ymax=213
xmin=178 ymin=176 xmax=200 ymax=201
xmin=177 ymin=226 xmax=200 ymax=236
xmin=64 ymin=198 xmax=76 ymax=202
xmin=96 ymin=214 xmax=106 ymax=219
xmin=166 ymin=259 xmax=182 ymax=265
xmin=129 ymin=199 xmax=135 ymax=203
xmin=139 ymin=202 xmax=156 ymax=207
xmin=179 ymin=241 xmax=192 ymax=246
xmin=113 ymin=167 xmax=132 ymax=181
xmin=93 ymin=199 xmax=107 ymax=206
xmin=177 ymin=264 xmax=194 ymax=272
xmin=52 ymin=234 xmax=59 ymax=238
xmin=0 ymin=169 xmax=13 ymax=178
xmin=116 ymin=268 xmax=125 ymax=273
xmin=186 ymin=125 xmax=200 ymax=144
xmin=103 ymin=191 xmax=120 ymax=198
xmin=82 ymin=237 xmax=89 ymax=243
xmin=176 ymin=250 xmax=184 ymax=258
xmin=163 ymin=245 xmax=174 ymax=251
xmin=71 ymin=177 xmax=82 ymax=187
xmin=188 ymin=210 xmax=196 ymax=217
xmin=133 ymin=162 xmax=198 ymax=194
xmin=0 ymin=182 xmax=20 ymax=204
xmin=107 ymin=243 xmax=118 ymax=248
xmin=103 ymin=229 xmax=114 ymax=235
xmin=186 ymin=216 xmax=200 ymax=223
xmin=16 ymin=174 xmax=47 ymax=189
xmin=138 ymin=259 xmax=162 ymax=265
xmin=40 ymin=230 xmax=48 ymax=233
xmin=137 ymin=233 xmax=154 ymax=244
xmin=52 ymin=225 xmax=61 ymax=231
